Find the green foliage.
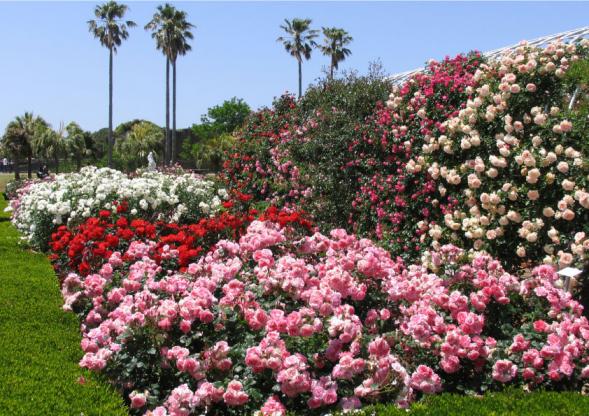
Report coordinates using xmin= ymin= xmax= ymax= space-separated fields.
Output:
xmin=201 ymin=97 xmax=252 ymax=134
xmin=182 ymin=98 xmax=251 ymax=170
xmin=0 ymin=196 xmax=127 ymax=416
xmin=1 ymin=112 xmax=48 ymax=178
xmin=114 ymin=121 xmax=164 ymax=170
xmin=144 ymin=4 xmax=194 ymax=63
xmin=189 ymin=132 xmax=235 ymax=170
xmin=319 ymin=27 xmax=353 ymax=78
xmin=88 ymin=1 xmax=136 ymax=52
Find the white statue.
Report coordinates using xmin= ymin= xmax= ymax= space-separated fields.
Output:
xmin=147 ymin=151 xmax=157 ymax=171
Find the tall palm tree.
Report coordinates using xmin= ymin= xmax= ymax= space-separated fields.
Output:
xmin=277 ymin=18 xmax=318 ymax=99
xmin=88 ymin=1 xmax=136 ymax=168
xmin=146 ymin=4 xmax=194 ymax=165
xmin=320 ymin=27 xmax=353 ymax=80
xmin=2 ymin=113 xmax=47 ymax=179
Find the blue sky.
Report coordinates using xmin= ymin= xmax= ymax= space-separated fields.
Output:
xmin=1 ymin=1 xmax=588 ymax=132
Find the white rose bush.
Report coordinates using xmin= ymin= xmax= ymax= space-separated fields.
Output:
xmin=9 ymin=166 xmax=227 ymax=249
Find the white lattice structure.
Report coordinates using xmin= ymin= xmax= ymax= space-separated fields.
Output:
xmin=388 ymin=26 xmax=589 ymax=85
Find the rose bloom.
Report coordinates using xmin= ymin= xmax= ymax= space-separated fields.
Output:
xmin=558 ymin=251 xmax=574 ymax=266
xmin=526 ymin=83 xmax=537 ymax=92
xmin=562 ymin=179 xmax=575 ymax=191
xmin=517 ymin=246 xmax=526 ymax=257
xmin=129 ymin=391 xmax=148 ymax=409
xmin=492 ymin=359 xmax=517 ymax=383
xmin=557 ymin=161 xmax=569 ymax=173
xmin=562 ymin=209 xmax=575 ymax=221
xmin=527 ymin=190 xmax=539 ymax=200
xmin=543 ymin=207 xmax=555 ymax=217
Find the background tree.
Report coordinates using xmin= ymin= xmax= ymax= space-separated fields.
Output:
xmin=88 ymin=1 xmax=136 ymax=168
xmin=277 ymin=18 xmax=318 ymax=98
xmin=2 ymin=113 xmax=47 ymax=179
xmin=32 ymin=123 xmax=65 ymax=173
xmin=114 ymin=121 xmax=163 ymax=171
xmin=180 ymin=98 xmax=251 ymax=168
xmin=200 ymin=97 xmax=251 ymax=134
xmin=189 ymin=133 xmax=235 ymax=171
xmin=145 ymin=4 xmax=194 ymax=165
xmin=65 ymin=122 xmax=88 ymax=170
xmin=320 ymin=27 xmax=353 ymax=79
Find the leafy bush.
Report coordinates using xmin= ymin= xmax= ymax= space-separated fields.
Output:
xmin=223 ymin=41 xmax=589 ymax=270
xmin=222 ymin=68 xmax=392 ymax=229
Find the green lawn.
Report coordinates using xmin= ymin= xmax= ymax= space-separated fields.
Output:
xmin=0 ymin=173 xmax=12 ymax=193
xmin=339 ymin=388 xmax=589 ymax=416
xmin=0 ymin=195 xmax=127 ymax=416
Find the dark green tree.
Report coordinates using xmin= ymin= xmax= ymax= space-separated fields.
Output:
xmin=2 ymin=113 xmax=48 ymax=179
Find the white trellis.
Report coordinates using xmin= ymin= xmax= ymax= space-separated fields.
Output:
xmin=388 ymin=26 xmax=589 ymax=85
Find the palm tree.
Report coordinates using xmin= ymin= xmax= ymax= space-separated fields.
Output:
xmin=32 ymin=124 xmax=65 ymax=173
xmin=277 ymin=18 xmax=318 ymax=99
xmin=65 ymin=122 xmax=88 ymax=170
xmin=2 ymin=113 xmax=47 ymax=179
xmin=190 ymin=132 xmax=235 ymax=171
xmin=145 ymin=4 xmax=194 ymax=165
xmin=320 ymin=27 xmax=353 ymax=80
xmin=88 ymin=1 xmax=136 ymax=168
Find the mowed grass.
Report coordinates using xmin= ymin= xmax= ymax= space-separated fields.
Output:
xmin=343 ymin=388 xmax=589 ymax=416
xmin=0 ymin=173 xmax=13 ymax=193
xmin=0 ymin=195 xmax=127 ymax=415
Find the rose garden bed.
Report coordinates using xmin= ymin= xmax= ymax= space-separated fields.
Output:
xmin=5 ymin=38 xmax=589 ymax=415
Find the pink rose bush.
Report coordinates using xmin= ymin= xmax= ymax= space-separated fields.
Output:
xmin=223 ymin=40 xmax=589 ymax=270
xmin=387 ymin=40 xmax=589 ymax=268
xmin=56 ymin=217 xmax=589 ymax=414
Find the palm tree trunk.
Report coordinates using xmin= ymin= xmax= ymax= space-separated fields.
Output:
xmin=330 ymin=56 xmax=335 ymax=80
xmin=298 ymin=59 xmax=302 ymax=99
xmin=14 ymin=157 xmax=20 ymax=180
xmin=172 ymin=60 xmax=177 ymax=164
xmin=27 ymin=155 xmax=32 ymax=179
xmin=76 ymin=156 xmax=81 ymax=171
xmin=54 ymin=156 xmax=59 ymax=174
xmin=165 ymin=58 xmax=170 ymax=166
xmin=108 ymin=47 xmax=114 ymax=168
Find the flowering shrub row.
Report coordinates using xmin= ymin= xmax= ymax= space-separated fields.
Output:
xmin=387 ymin=40 xmax=589 ymax=269
xmin=223 ymin=41 xmax=589 ymax=269
xmin=9 ymin=167 xmax=228 ymax=250
xmin=50 ymin=205 xmax=589 ymax=415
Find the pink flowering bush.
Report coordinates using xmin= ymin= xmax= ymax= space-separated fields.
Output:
xmin=223 ymin=41 xmax=589 ymax=270
xmin=387 ymin=40 xmax=589 ymax=269
xmin=56 ymin=217 xmax=589 ymax=415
